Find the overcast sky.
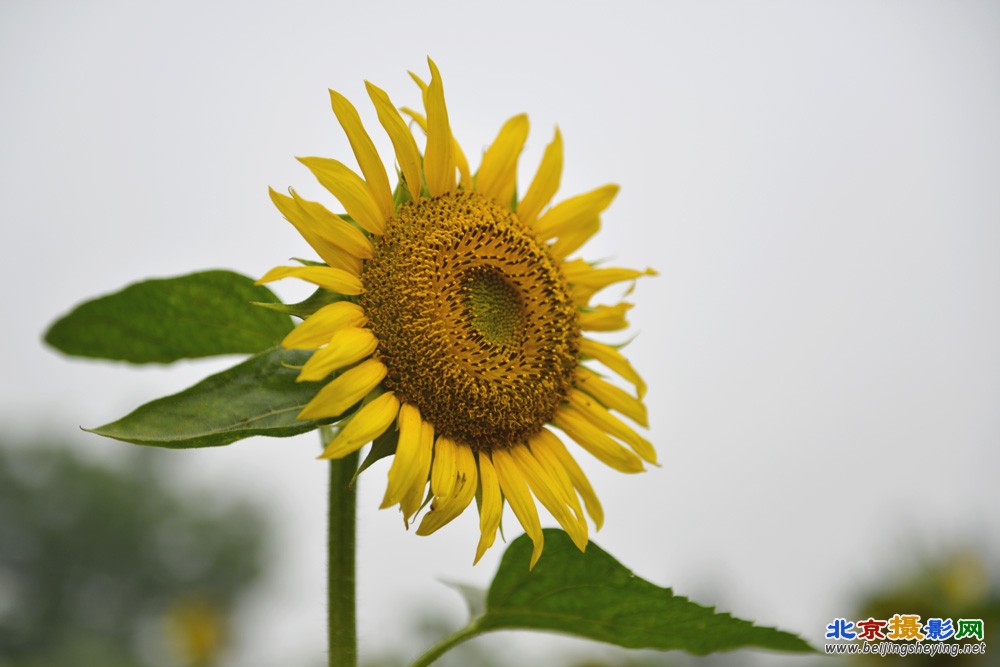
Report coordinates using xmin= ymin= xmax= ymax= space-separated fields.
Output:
xmin=2 ymin=1 xmax=999 ymax=665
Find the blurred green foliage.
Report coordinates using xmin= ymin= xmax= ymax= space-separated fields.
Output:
xmin=0 ymin=441 xmax=267 ymax=667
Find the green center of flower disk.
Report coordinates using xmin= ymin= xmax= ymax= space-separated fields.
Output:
xmin=361 ymin=192 xmax=580 ymax=451
xmin=464 ymin=268 xmax=522 ymax=346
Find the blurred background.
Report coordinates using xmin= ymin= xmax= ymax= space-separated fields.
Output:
xmin=1 ymin=1 xmax=998 ymax=665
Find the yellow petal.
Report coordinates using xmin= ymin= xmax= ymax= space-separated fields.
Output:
xmin=400 ymin=420 xmax=435 ymax=521
xmin=296 ymin=327 xmax=377 ymax=382
xmin=401 ymin=106 xmax=472 ymax=190
xmin=562 ymin=263 xmax=655 ymax=289
xmin=422 ymin=58 xmax=455 ymax=197
xmin=510 ymin=445 xmax=588 ymax=552
xmin=416 ymin=443 xmax=478 ymax=535
xmin=565 ymin=265 xmax=657 ymax=305
xmin=457 ymin=160 xmax=472 ymax=191
xmin=552 ymin=406 xmax=645 ymax=474
xmin=268 ymin=188 xmax=362 ymax=273
xmin=534 ymin=184 xmax=619 ymax=240
xmin=579 ymin=337 xmax=648 ymax=399
xmin=318 ymin=392 xmax=400 ymax=459
xmin=524 ymin=431 xmax=583 ymax=521
xmin=477 ymin=114 xmax=529 ymax=207
xmin=517 ymin=127 xmax=563 ymax=225
xmin=453 ymin=142 xmax=472 ymax=190
xmin=365 ymin=81 xmax=423 ymax=200
xmin=548 ymin=216 xmax=600 ymax=260
xmin=380 ymin=403 xmax=423 ymax=508
xmin=530 ymin=428 xmax=604 ymax=529
xmin=257 ymin=265 xmax=362 ymax=295
xmin=579 ymin=303 xmax=633 ymax=332
xmin=430 ymin=436 xmax=458 ymax=499
xmin=400 ymin=106 xmax=426 ymax=130
xmin=408 ymin=70 xmax=428 ymax=92
xmin=574 ymin=367 xmax=649 ymax=427
xmin=492 ymin=448 xmax=544 ymax=569
xmin=568 ymin=390 xmax=657 ymax=464
xmin=297 ymin=157 xmax=386 ymax=235
xmin=474 ymin=452 xmax=502 ymax=564
xmin=297 ymin=359 xmax=386 ymax=420
xmin=289 ymin=189 xmax=374 ymax=259
xmin=560 ymin=258 xmax=591 ymax=278
xmin=328 ymin=89 xmax=393 ymax=221
xmin=281 ymin=302 xmax=367 ymax=350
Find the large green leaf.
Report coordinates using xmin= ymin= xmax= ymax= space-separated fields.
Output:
xmin=411 ymin=530 xmax=812 ymax=666
xmin=45 ymin=270 xmax=294 ymax=363
xmin=87 ymin=347 xmax=325 ymax=448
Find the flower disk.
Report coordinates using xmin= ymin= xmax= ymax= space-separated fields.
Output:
xmin=362 ymin=192 xmax=579 ymax=451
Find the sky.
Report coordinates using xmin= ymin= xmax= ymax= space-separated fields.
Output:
xmin=2 ymin=1 xmax=999 ymax=665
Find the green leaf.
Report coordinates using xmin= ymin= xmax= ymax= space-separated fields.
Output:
xmin=411 ymin=530 xmax=812 ymax=666
xmin=87 ymin=347 xmax=326 ymax=448
xmin=484 ymin=530 xmax=812 ymax=652
xmin=253 ymin=287 xmax=349 ymax=320
xmin=45 ymin=270 xmax=294 ymax=363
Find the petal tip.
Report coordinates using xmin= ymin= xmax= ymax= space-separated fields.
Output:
xmin=528 ymin=544 xmax=543 ymax=570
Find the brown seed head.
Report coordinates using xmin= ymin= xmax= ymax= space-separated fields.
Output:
xmin=361 ymin=192 xmax=579 ymax=450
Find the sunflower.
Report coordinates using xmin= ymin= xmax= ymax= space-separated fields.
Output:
xmin=259 ymin=59 xmax=656 ymax=568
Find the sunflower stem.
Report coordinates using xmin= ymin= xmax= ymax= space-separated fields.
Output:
xmin=324 ymin=427 xmax=359 ymax=667
xmin=407 ymin=621 xmax=482 ymax=667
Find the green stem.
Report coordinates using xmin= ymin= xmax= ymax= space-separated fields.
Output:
xmin=324 ymin=427 xmax=358 ymax=667
xmin=408 ymin=622 xmax=482 ymax=667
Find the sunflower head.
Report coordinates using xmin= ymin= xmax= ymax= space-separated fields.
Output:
xmin=259 ymin=58 xmax=656 ymax=568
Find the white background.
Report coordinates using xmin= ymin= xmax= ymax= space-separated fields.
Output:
xmin=2 ymin=1 xmax=998 ymax=665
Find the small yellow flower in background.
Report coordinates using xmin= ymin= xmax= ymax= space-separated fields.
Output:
xmin=165 ymin=596 xmax=224 ymax=666
xmin=260 ymin=58 xmax=656 ymax=568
